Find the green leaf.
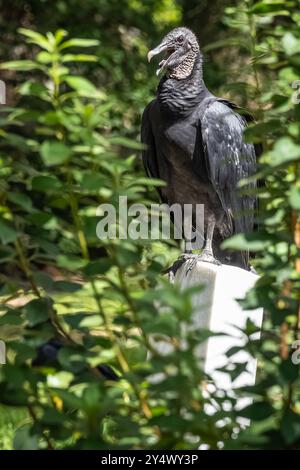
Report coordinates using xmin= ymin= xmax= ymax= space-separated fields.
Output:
xmin=0 ymin=220 xmax=18 ymax=244
xmin=50 ymin=389 xmax=82 ymax=409
xmin=47 ymin=371 xmax=73 ymax=389
xmin=41 ymin=408 xmax=67 ymax=426
xmin=79 ymin=315 xmax=103 ymax=328
xmin=18 ymin=81 xmax=49 ymax=98
xmin=31 ymin=175 xmax=62 ymax=191
xmin=59 ymin=38 xmax=99 ymax=50
xmin=0 ymin=312 xmax=23 ymax=326
xmin=36 ymin=51 xmax=53 ymax=64
xmin=57 ymin=347 xmax=86 ymax=373
xmin=128 ymin=177 xmax=166 ymax=187
xmin=82 ymin=384 xmax=102 ymax=410
xmin=282 ymin=32 xmax=300 ymax=56
xmin=7 ymin=192 xmax=33 ymax=212
xmin=57 ymin=255 xmax=86 ymax=270
xmin=40 ymin=141 xmax=72 ymax=166
xmin=144 ymin=313 xmax=178 ymax=336
xmin=82 ymin=216 xmax=100 ymax=242
xmin=28 ymin=211 xmax=53 ymax=226
xmin=115 ymin=246 xmax=140 ymax=267
xmin=62 ymin=54 xmax=98 ymax=63
xmin=23 ymin=298 xmax=49 ymax=326
xmin=281 ymin=411 xmax=300 ymax=445
xmin=0 ymin=60 xmax=40 ymax=71
xmin=33 ymin=271 xmax=54 ymax=290
xmin=83 ymin=259 xmax=112 ymax=276
xmin=18 ymin=28 xmax=51 ymax=51
xmin=55 ymin=29 xmax=68 ymax=45
xmin=222 ymin=233 xmax=271 ymax=251
xmin=2 ymin=132 xmax=30 ymax=150
xmin=240 ymin=402 xmax=274 ymax=421
xmin=279 ymin=359 xmax=299 ymax=383
xmin=251 ymin=2 xmax=290 ymax=15
xmin=80 ymin=172 xmax=106 ymax=191
xmin=63 ymin=313 xmax=87 ymax=329
xmin=53 ymin=280 xmax=82 ymax=292
xmin=289 ymin=186 xmax=300 ymax=210
xmin=270 ymin=138 xmax=300 ymax=166
xmin=12 ymin=342 xmax=36 ymax=363
xmin=64 ymin=76 xmax=104 ymax=98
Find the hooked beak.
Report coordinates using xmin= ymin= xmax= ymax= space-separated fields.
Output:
xmin=147 ymin=41 xmax=175 ymax=76
xmin=147 ymin=42 xmax=168 ymax=63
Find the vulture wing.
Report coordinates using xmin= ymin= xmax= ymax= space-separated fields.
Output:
xmin=199 ymin=99 xmax=257 ymax=236
xmin=141 ymin=101 xmax=160 ymax=180
xmin=141 ymin=100 xmax=168 ymax=206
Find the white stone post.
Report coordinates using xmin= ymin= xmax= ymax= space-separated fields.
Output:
xmin=174 ymin=261 xmax=264 ymax=411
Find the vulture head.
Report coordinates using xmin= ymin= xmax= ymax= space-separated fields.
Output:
xmin=147 ymin=27 xmax=200 ymax=80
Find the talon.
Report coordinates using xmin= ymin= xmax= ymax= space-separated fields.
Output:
xmin=164 ymin=251 xmax=221 ymax=278
xmin=184 ymin=251 xmax=221 ymax=274
xmin=164 ymin=253 xmax=196 ymax=278
xmin=200 ymin=250 xmax=222 ymax=266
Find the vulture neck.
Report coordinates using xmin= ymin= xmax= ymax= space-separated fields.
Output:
xmin=157 ymin=54 xmax=208 ymax=118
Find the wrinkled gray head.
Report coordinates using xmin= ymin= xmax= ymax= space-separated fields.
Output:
xmin=148 ymin=27 xmax=200 ymax=79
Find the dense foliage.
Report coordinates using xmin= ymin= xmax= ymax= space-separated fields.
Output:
xmin=0 ymin=0 xmax=299 ymax=450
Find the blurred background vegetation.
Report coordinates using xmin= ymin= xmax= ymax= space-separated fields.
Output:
xmin=0 ymin=0 xmax=247 ymax=131
xmin=0 ymin=0 xmax=299 ymax=450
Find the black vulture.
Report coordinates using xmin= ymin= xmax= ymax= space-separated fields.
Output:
xmin=142 ymin=27 xmax=261 ymax=271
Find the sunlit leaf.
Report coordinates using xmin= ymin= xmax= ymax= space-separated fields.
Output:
xmin=40 ymin=141 xmax=72 ymax=166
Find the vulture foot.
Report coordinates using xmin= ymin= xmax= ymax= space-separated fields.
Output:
xmin=185 ymin=250 xmax=221 ymax=274
xmin=165 ymin=251 xmax=222 ymax=280
xmin=165 ymin=253 xmax=196 ymax=281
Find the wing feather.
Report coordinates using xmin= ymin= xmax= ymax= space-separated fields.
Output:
xmin=200 ymin=100 xmax=257 ymax=235
xmin=141 ymin=101 xmax=160 ymax=180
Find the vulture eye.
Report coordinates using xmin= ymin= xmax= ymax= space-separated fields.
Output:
xmin=177 ymin=35 xmax=184 ymax=44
